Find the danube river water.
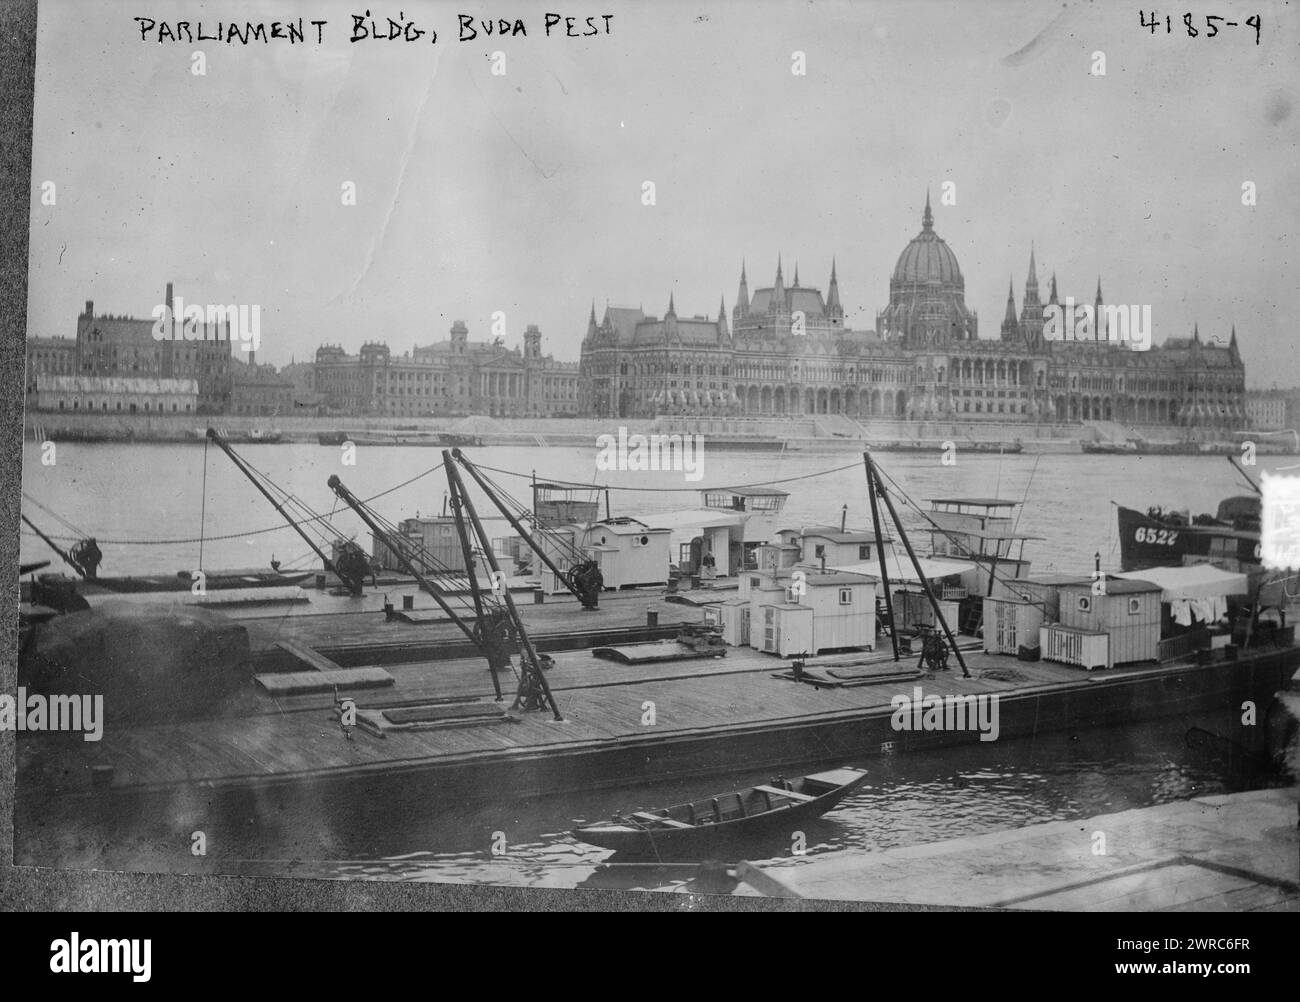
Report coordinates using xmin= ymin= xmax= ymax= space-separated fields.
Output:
xmin=18 ymin=441 xmax=1295 ymax=577
xmin=17 ymin=442 xmax=1297 ymax=893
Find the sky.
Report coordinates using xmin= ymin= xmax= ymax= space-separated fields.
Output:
xmin=24 ymin=0 xmax=1300 ymax=385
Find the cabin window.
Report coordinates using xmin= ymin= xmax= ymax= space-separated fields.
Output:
xmin=858 ymin=544 xmax=872 ymax=560
xmin=750 ymin=576 xmax=761 ymax=589
xmin=839 ymin=588 xmax=853 ymax=605
xmin=1077 ymin=596 xmax=1092 ymax=613
xmin=814 ymin=544 xmax=825 ymax=559
xmin=1128 ymin=598 xmax=1142 ymax=615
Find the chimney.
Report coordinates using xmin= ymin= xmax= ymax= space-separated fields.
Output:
xmin=841 ymin=504 xmax=848 ymax=532
xmin=83 ymin=300 xmax=93 ymax=318
xmin=165 ymin=282 xmax=174 ymax=314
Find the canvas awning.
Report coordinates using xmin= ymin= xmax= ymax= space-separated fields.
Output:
xmin=652 ymin=508 xmax=750 ymax=536
xmin=1112 ymin=565 xmax=1248 ymax=600
xmin=826 ymin=555 xmax=976 ymax=584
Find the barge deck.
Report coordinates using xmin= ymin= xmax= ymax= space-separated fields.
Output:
xmin=16 ymin=631 xmax=1298 ymax=864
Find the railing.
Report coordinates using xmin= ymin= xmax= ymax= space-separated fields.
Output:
xmin=1158 ymin=629 xmax=1210 ymax=663
xmin=1041 ymin=624 xmax=1109 ymax=670
xmin=941 ymin=585 xmax=968 ymax=601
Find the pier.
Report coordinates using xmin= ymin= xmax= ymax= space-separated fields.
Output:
xmin=739 ymin=786 xmax=1300 ymax=910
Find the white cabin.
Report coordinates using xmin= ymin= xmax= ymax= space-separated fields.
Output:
xmin=536 ymin=517 xmax=671 ymax=592
xmin=725 ymin=565 xmax=876 ymax=656
xmin=776 ymin=524 xmax=893 ymax=568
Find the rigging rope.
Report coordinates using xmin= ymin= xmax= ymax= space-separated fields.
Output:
xmin=21 ymin=460 xmax=446 ymax=546
xmin=870 ymin=461 xmax=1058 ymax=616
xmin=470 ymin=459 xmax=864 ymax=492
xmin=198 ymin=437 xmax=209 ymax=568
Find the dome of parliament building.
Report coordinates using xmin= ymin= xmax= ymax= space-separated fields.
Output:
xmin=891 ymin=192 xmax=964 ymax=290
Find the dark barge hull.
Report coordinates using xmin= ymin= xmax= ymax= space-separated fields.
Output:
xmin=1116 ymin=505 xmax=1212 ymax=571
xmin=15 ymin=644 xmax=1298 ymax=866
xmin=1116 ymin=506 xmax=1261 ymax=573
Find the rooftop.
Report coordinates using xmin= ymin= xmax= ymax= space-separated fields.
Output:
xmin=928 ymin=498 xmax=1022 ymax=508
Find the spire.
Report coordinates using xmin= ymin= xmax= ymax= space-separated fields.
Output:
xmin=1095 ymin=278 xmax=1103 ymax=301
xmin=792 ymin=262 xmax=800 ymax=288
xmin=736 ymin=259 xmax=749 ymax=314
xmin=1003 ymin=278 xmax=1018 ymax=325
xmin=1020 ymin=250 xmax=1043 ymax=329
xmin=771 ymin=255 xmax=785 ymax=307
xmin=922 ymin=190 xmax=933 ymax=230
xmin=666 ymin=291 xmax=676 ymax=318
xmin=827 ymin=257 xmax=841 ymax=311
xmin=717 ymin=296 xmax=729 ymax=339
xmin=1048 ymin=273 xmax=1059 ymax=306
xmin=1192 ymin=321 xmax=1200 ymax=344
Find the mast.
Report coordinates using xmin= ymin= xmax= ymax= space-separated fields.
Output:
xmin=443 ymin=459 xmax=507 ymax=701
xmin=445 ymin=454 xmax=562 ymax=719
xmin=862 ymin=453 xmax=899 ymax=661
xmin=863 ymin=451 xmax=970 ymax=678
xmin=1226 ymin=455 xmax=1262 ymax=496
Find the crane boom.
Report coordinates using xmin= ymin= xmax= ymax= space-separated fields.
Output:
xmin=326 ymin=474 xmax=482 ymax=648
xmin=450 ymin=448 xmax=602 ymax=609
xmin=206 ymin=427 xmax=368 ymax=595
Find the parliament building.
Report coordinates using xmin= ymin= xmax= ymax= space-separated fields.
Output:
xmin=578 ymin=196 xmax=1246 ymax=427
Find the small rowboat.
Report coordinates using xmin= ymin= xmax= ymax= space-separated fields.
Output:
xmin=571 ymin=767 xmax=867 ymax=856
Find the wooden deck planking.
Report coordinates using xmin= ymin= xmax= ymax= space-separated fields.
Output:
xmin=21 ymin=634 xmax=1294 ymax=798
xmin=239 ymin=588 xmax=700 ymax=656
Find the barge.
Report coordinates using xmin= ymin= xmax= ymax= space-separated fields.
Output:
xmin=15 ymin=448 xmax=1300 ymax=869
